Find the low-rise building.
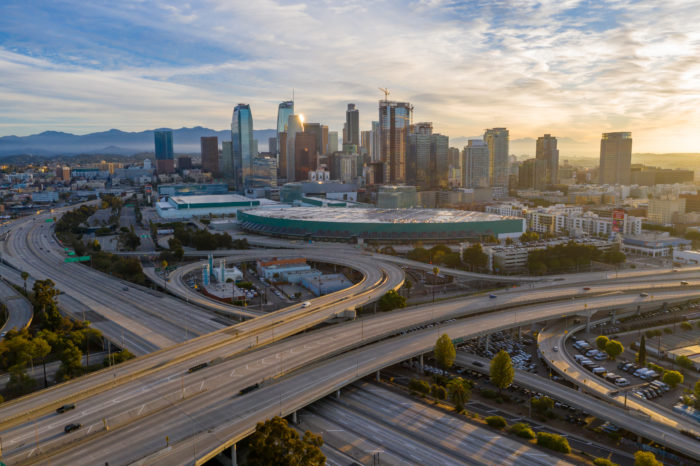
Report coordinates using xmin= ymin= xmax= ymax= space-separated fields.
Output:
xmin=621 ymin=233 xmax=691 ymax=257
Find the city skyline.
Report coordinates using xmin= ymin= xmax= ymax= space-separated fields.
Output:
xmin=2 ymin=1 xmax=700 ymax=155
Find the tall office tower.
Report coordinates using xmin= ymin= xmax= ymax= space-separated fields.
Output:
xmin=285 ymin=114 xmax=304 ymax=181
xmin=220 ymin=141 xmax=234 ymax=179
xmin=461 ymin=140 xmax=489 ymax=188
xmin=154 ymin=130 xmax=174 ymax=174
xmin=293 ymin=132 xmax=317 ymax=181
xmin=251 ymin=156 xmax=278 ymax=188
xmin=536 ymin=134 xmax=559 ymax=186
xmin=371 ymin=121 xmax=381 ymax=162
xmin=407 ymin=122 xmax=432 ymax=187
xmin=304 ymin=123 xmax=328 ymax=156
xmin=361 ymin=130 xmax=372 ymax=159
xmin=448 ymin=147 xmax=460 ymax=167
xmin=431 ymin=133 xmax=449 ymax=187
xmin=379 ymin=101 xmax=411 ymax=184
xmin=177 ymin=156 xmax=192 ymax=171
xmin=328 ymin=131 xmax=339 ymax=153
xmin=518 ymin=158 xmax=547 ymax=190
xmin=484 ymin=128 xmax=509 ymax=187
xmin=276 ymin=101 xmax=294 ymax=169
xmin=346 ymin=103 xmax=360 ymax=146
xmin=200 ymin=136 xmax=219 ymax=175
xmin=599 ymin=132 xmax=632 ymax=185
xmin=268 ymin=137 xmax=277 ymax=156
xmin=277 ymin=132 xmax=287 ymax=180
xmin=231 ymin=104 xmax=256 ymax=189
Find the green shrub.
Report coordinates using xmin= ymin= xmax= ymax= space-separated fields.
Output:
xmin=663 ymin=327 xmax=673 ymax=334
xmin=680 ymin=321 xmax=692 ymax=331
xmin=536 ymin=432 xmax=571 ymax=453
xmin=509 ymin=422 xmax=535 ymax=439
xmin=485 ymin=416 xmax=507 ymax=429
xmin=431 ymin=384 xmax=447 ymax=400
xmin=408 ymin=378 xmax=430 ymax=395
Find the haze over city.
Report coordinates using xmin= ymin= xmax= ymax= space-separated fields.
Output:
xmin=2 ymin=0 xmax=700 ymax=155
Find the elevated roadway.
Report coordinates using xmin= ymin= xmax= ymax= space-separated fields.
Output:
xmin=3 ymin=288 xmax=700 ymax=464
xmin=0 ymin=278 xmax=33 ymax=338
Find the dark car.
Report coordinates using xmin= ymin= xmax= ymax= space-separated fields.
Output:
xmin=489 ymin=294 xmax=497 ymax=299
xmin=56 ymin=403 xmax=75 ymax=414
xmin=472 ymin=361 xmax=484 ymax=367
xmin=64 ymin=423 xmax=81 ymax=433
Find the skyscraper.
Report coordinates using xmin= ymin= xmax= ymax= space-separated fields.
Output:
xmin=220 ymin=141 xmax=233 ymax=179
xmin=231 ymin=104 xmax=256 ymax=189
xmin=277 ymin=101 xmax=294 ymax=168
xmin=360 ymin=130 xmax=372 ymax=159
xmin=268 ymin=137 xmax=277 ymax=156
xmin=304 ymin=123 xmax=328 ymax=156
xmin=285 ymin=114 xmax=304 ymax=182
xmin=461 ymin=140 xmax=489 ymax=188
xmin=379 ymin=101 xmax=411 ymax=184
xmin=484 ymin=128 xmax=509 ymax=187
xmin=154 ymin=130 xmax=174 ymax=174
xmin=408 ymin=122 xmax=432 ymax=187
xmin=518 ymin=158 xmax=547 ymax=190
xmin=371 ymin=121 xmax=381 ymax=162
xmin=346 ymin=103 xmax=360 ymax=147
xmin=200 ymin=136 xmax=219 ymax=175
xmin=431 ymin=133 xmax=449 ymax=188
xmin=599 ymin=132 xmax=632 ymax=185
xmin=536 ymin=134 xmax=559 ymax=186
xmin=328 ymin=131 xmax=339 ymax=153
xmin=293 ymin=132 xmax=317 ymax=181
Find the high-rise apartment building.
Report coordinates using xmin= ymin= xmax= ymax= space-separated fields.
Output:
xmin=277 ymin=101 xmax=294 ymax=168
xmin=304 ymin=123 xmax=328 ymax=156
xmin=379 ymin=101 xmax=411 ymax=184
xmin=200 ymin=136 xmax=219 ymax=175
xmin=268 ymin=137 xmax=277 ymax=156
xmin=518 ymin=158 xmax=548 ymax=190
xmin=361 ymin=130 xmax=372 ymax=159
xmin=154 ymin=130 xmax=174 ymax=174
xmin=484 ymin=128 xmax=509 ymax=187
xmin=371 ymin=121 xmax=381 ymax=162
xmin=285 ymin=114 xmax=304 ymax=181
xmin=293 ymin=132 xmax=317 ymax=181
xmin=407 ymin=122 xmax=432 ymax=187
xmin=599 ymin=132 xmax=632 ymax=185
xmin=536 ymin=134 xmax=559 ymax=186
xmin=328 ymin=131 xmax=339 ymax=153
xmin=231 ymin=104 xmax=256 ymax=189
xmin=345 ymin=103 xmax=360 ymax=147
xmin=461 ymin=140 xmax=489 ymax=188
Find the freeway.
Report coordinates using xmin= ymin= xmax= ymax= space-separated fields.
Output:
xmin=539 ymin=318 xmax=700 ymax=436
xmin=311 ymin=381 xmax=572 ymax=465
xmin=0 ymin=277 xmax=33 ymax=338
xmin=4 ymin=288 xmax=700 ymax=464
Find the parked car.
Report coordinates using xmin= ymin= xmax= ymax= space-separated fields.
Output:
xmin=615 ymin=378 xmax=630 ymax=387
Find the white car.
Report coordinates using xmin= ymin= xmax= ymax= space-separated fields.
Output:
xmin=615 ymin=378 xmax=630 ymax=386
xmin=553 ymin=346 xmax=559 ymax=352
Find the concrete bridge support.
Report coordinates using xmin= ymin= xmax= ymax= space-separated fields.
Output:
xmin=292 ymin=411 xmax=298 ymax=424
xmin=216 ymin=443 xmax=237 ymax=466
xmin=484 ymin=333 xmax=491 ymax=353
xmin=419 ymin=354 xmax=424 ymax=374
xmin=376 ymin=370 xmax=380 ymax=382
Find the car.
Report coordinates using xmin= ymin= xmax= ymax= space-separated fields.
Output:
xmin=553 ymin=346 xmax=558 ymax=352
xmin=122 ymin=286 xmax=129 ymax=291
xmin=681 ymin=281 xmax=689 ymax=286
xmin=56 ymin=403 xmax=75 ymax=413
xmin=615 ymin=378 xmax=630 ymax=386
xmin=640 ymin=292 xmax=649 ymax=297
xmin=64 ymin=423 xmax=81 ymax=433
xmin=472 ymin=361 xmax=484 ymax=367
xmin=594 ymin=353 xmax=608 ymax=361
xmin=489 ymin=294 xmax=497 ymax=299
xmin=301 ymin=301 xmax=311 ymax=308
xmin=585 ymin=349 xmax=598 ymax=357
xmin=583 ymin=287 xmax=591 ymax=291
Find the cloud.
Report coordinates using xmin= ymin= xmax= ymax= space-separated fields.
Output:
xmin=1 ymin=0 xmax=700 ymax=154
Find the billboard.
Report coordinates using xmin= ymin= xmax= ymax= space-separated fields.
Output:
xmin=612 ymin=209 xmax=625 ymax=233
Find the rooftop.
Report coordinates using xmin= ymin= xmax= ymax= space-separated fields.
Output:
xmin=242 ymin=207 xmax=512 ymax=224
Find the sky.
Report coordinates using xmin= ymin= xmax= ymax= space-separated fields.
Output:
xmin=1 ymin=0 xmax=700 ymax=155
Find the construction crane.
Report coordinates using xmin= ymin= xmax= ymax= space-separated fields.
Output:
xmin=410 ymin=104 xmax=415 ymax=126
xmin=378 ymin=87 xmax=390 ymax=103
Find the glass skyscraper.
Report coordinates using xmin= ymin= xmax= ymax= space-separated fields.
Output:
xmin=484 ymin=128 xmax=509 ymax=187
xmin=379 ymin=101 xmax=411 ymax=184
xmin=232 ymin=104 xmax=256 ymax=189
xmin=154 ymin=130 xmax=174 ymax=174
xmin=277 ymin=101 xmax=294 ymax=167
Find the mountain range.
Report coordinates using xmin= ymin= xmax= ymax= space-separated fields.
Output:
xmin=0 ymin=127 xmax=277 ymax=157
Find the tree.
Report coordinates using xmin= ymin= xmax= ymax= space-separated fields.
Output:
xmin=6 ymin=366 xmax=36 ymax=398
xmin=485 ymin=416 xmax=507 ymax=429
xmin=537 ymin=432 xmax=571 ymax=453
xmin=676 ymin=355 xmax=694 ymax=371
xmin=404 ymin=279 xmax=412 ymax=298
xmin=434 ymin=334 xmax=456 ymax=375
xmin=57 ymin=341 xmax=83 ymax=381
xmin=406 ymin=247 xmax=431 ymax=263
xmin=634 ymin=450 xmax=662 ymax=466
xmin=431 ymin=384 xmax=447 ymax=400
xmin=247 ymin=416 xmax=325 ymax=466
xmin=662 ymin=370 xmax=683 ymax=388
xmin=462 ymin=243 xmax=488 ymax=271
xmin=21 ymin=271 xmax=29 ymax=293
xmin=596 ymin=335 xmax=610 ymax=351
xmin=638 ymin=335 xmax=647 ymax=367
xmin=531 ymin=396 xmax=554 ymax=413
xmin=605 ymin=340 xmax=624 ymax=360
xmin=377 ymin=290 xmax=406 ymax=312
xmin=490 ymin=350 xmax=514 ymax=393
xmin=31 ymin=337 xmax=52 ymax=388
xmin=408 ymin=378 xmax=430 ymax=395
xmin=446 ymin=377 xmax=471 ymax=412
xmin=680 ymin=321 xmax=693 ymax=331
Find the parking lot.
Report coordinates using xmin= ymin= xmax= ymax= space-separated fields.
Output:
xmin=456 ymin=330 xmax=542 ymax=374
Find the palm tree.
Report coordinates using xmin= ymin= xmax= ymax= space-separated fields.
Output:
xmin=21 ymin=271 xmax=29 ymax=293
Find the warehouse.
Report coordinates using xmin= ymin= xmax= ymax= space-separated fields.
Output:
xmin=238 ymin=207 xmax=525 ymax=243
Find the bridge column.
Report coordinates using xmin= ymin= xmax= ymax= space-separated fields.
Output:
xmin=611 ymin=310 xmax=616 ymax=323
xmin=517 ymin=326 xmax=521 ymax=341
xmin=586 ymin=313 xmax=591 ymax=334
xmin=292 ymin=411 xmax=298 ymax=425
xmin=419 ymin=354 xmax=424 ymax=374
xmin=336 ymin=389 xmax=341 ymax=400
xmin=376 ymin=370 xmax=380 ymax=382
xmin=484 ymin=334 xmax=491 ymax=353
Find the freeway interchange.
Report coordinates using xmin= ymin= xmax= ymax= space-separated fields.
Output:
xmin=0 ymin=208 xmax=699 ymax=465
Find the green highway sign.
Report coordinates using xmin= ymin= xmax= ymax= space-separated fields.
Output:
xmin=67 ymin=251 xmax=76 ymax=256
xmin=45 ymin=218 xmax=54 ymax=223
xmin=65 ymin=256 xmax=91 ymax=263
